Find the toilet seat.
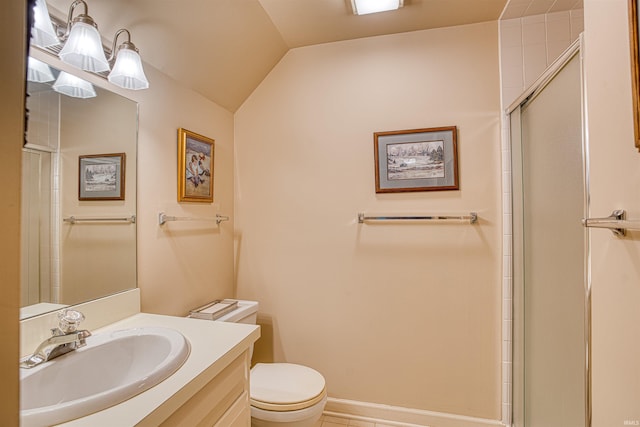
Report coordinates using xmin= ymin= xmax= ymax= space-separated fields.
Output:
xmin=250 ymin=363 xmax=326 ymax=412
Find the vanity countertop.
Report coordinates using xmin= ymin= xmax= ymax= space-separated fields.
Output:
xmin=56 ymin=312 xmax=260 ymax=426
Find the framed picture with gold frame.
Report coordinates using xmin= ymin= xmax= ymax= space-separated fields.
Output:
xmin=630 ymin=0 xmax=640 ymax=151
xmin=178 ymin=128 xmax=214 ymax=203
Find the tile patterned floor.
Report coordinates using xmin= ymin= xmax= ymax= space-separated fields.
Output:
xmin=315 ymin=414 xmax=400 ymax=427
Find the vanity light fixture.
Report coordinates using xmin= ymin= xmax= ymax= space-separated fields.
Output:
xmin=351 ymin=0 xmax=404 ymax=15
xmin=107 ymin=29 xmax=149 ymax=90
xmin=38 ymin=0 xmax=150 ymax=90
xmin=52 ymin=71 xmax=97 ymax=98
xmin=58 ymin=0 xmax=110 ymax=73
xmin=31 ymin=0 xmax=59 ymax=48
xmin=27 ymin=57 xmax=55 ymax=83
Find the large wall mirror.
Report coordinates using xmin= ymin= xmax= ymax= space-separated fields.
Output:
xmin=21 ymin=51 xmax=138 ymax=319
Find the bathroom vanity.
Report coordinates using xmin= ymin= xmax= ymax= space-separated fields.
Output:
xmin=20 ymin=296 xmax=260 ymax=427
xmin=61 ymin=313 xmax=259 ymax=426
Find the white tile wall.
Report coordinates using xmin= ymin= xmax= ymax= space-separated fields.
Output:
xmin=500 ymin=10 xmax=584 ymax=108
xmin=526 ymin=0 xmax=556 ymax=16
xmin=501 ymin=0 xmax=584 ymax=19
xmin=51 ymin=151 xmax=60 ymax=302
xmin=570 ymin=9 xmax=584 ymax=40
xmin=498 ymin=7 xmax=583 ymax=426
xmin=25 ymin=90 xmax=61 ymax=303
xmin=522 ymin=15 xmax=546 ymax=44
xmin=546 ymin=12 xmax=572 ymax=63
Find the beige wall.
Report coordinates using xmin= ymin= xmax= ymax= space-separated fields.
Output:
xmin=0 ymin=0 xmax=25 ymax=422
xmin=59 ymin=91 xmax=137 ymax=304
xmin=109 ymin=67 xmax=235 ymax=316
xmin=25 ymin=44 xmax=236 ymax=316
xmin=235 ymin=22 xmax=502 ymax=419
xmin=132 ymin=67 xmax=236 ymax=316
xmin=34 ymin=35 xmax=239 ymax=316
xmin=4 ymin=2 xmax=639 ymax=424
xmin=499 ymin=10 xmax=584 ymax=109
xmin=584 ymin=0 xmax=640 ymax=425
xmin=6 ymin=11 xmax=235 ymax=420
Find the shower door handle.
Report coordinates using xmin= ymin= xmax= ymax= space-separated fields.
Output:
xmin=582 ymin=209 xmax=640 ymax=237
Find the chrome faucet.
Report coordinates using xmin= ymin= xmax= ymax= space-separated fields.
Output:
xmin=20 ymin=309 xmax=92 ymax=369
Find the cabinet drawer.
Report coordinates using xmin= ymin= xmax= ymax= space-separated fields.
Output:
xmin=160 ymin=353 xmax=248 ymax=427
xmin=214 ymin=391 xmax=250 ymax=427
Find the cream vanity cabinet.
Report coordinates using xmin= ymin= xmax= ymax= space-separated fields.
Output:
xmin=51 ymin=313 xmax=260 ymax=427
xmin=159 ymin=351 xmax=251 ymax=426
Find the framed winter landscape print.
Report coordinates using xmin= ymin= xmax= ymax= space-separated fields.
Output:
xmin=374 ymin=126 xmax=459 ymax=193
xmin=178 ymin=128 xmax=214 ymax=203
xmin=78 ymin=153 xmax=126 ymax=201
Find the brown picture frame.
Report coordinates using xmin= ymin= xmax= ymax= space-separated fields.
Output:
xmin=78 ymin=153 xmax=125 ymax=201
xmin=374 ymin=126 xmax=459 ymax=193
xmin=178 ymin=128 xmax=215 ymax=203
xmin=630 ymin=0 xmax=640 ymax=151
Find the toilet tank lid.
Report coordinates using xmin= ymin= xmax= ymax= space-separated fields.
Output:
xmin=250 ymin=363 xmax=326 ymax=405
xmin=213 ymin=299 xmax=258 ymax=322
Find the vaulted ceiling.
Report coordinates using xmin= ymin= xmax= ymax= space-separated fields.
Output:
xmin=43 ymin=0 xmax=582 ymax=112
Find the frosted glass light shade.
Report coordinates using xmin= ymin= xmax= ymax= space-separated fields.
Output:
xmin=31 ymin=0 xmax=59 ymax=47
xmin=52 ymin=72 xmax=96 ymax=98
xmin=27 ymin=57 xmax=55 ymax=83
xmin=59 ymin=21 xmax=110 ymax=73
xmin=351 ymin=0 xmax=403 ymax=15
xmin=108 ymin=48 xmax=149 ymax=90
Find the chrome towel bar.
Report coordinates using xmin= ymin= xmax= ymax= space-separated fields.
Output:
xmin=63 ymin=215 xmax=136 ymax=224
xmin=582 ymin=210 xmax=640 ymax=237
xmin=358 ymin=212 xmax=478 ymax=224
xmin=158 ymin=212 xmax=229 ymax=226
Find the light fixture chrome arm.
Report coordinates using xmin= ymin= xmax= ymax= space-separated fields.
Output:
xmin=57 ymin=0 xmax=110 ymax=73
xmin=107 ymin=28 xmax=149 ymax=90
xmin=60 ymin=0 xmax=93 ymax=41
xmin=108 ymin=29 xmax=136 ymax=62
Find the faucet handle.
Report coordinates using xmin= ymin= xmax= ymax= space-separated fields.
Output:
xmin=57 ymin=309 xmax=85 ymax=333
xmin=76 ymin=329 xmax=92 ymax=348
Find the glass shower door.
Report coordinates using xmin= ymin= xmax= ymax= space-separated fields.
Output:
xmin=20 ymin=148 xmax=53 ymax=306
xmin=510 ymin=51 xmax=587 ymax=427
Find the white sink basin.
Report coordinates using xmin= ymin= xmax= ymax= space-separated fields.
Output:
xmin=20 ymin=326 xmax=190 ymax=427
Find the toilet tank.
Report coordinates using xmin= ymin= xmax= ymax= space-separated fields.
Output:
xmin=189 ymin=299 xmax=259 ymax=360
xmin=214 ymin=300 xmax=259 ymax=325
xmin=213 ymin=300 xmax=259 ymax=361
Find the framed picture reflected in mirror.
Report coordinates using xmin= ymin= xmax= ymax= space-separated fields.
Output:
xmin=78 ymin=153 xmax=126 ymax=201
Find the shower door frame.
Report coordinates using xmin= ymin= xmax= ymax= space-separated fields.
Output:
xmin=506 ymin=35 xmax=591 ymax=427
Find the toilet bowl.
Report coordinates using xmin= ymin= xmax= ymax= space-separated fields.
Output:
xmin=250 ymin=362 xmax=327 ymax=427
xmin=194 ymin=299 xmax=327 ymax=427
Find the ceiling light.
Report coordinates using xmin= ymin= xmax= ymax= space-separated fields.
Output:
xmin=52 ymin=71 xmax=97 ymax=98
xmin=58 ymin=0 xmax=110 ymax=73
xmin=27 ymin=57 xmax=55 ymax=83
xmin=351 ymin=0 xmax=404 ymax=15
xmin=107 ymin=29 xmax=149 ymax=90
xmin=31 ymin=0 xmax=59 ymax=48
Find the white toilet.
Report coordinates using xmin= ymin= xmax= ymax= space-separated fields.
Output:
xmin=206 ymin=300 xmax=327 ymax=427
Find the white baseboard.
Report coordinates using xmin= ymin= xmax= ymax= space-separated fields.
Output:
xmin=324 ymin=397 xmax=506 ymax=427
